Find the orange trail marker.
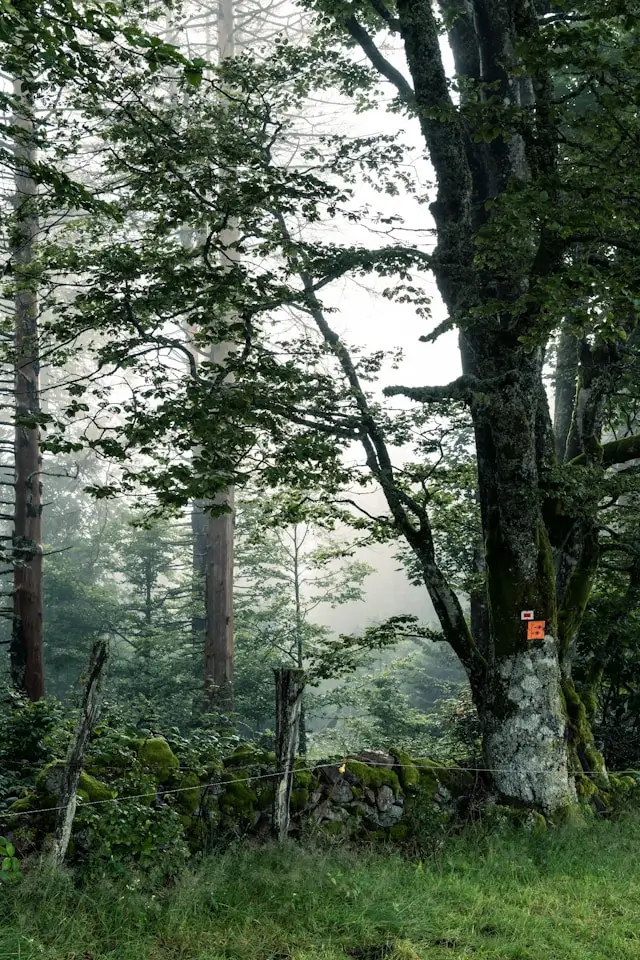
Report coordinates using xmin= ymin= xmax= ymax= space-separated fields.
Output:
xmin=527 ymin=620 xmax=546 ymax=640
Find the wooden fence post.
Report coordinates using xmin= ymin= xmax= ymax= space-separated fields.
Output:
xmin=48 ymin=639 xmax=108 ymax=867
xmin=273 ymin=667 xmax=304 ymax=842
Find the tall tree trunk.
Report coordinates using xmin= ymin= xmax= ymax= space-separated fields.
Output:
xmin=202 ymin=0 xmax=237 ymax=715
xmin=203 ymin=489 xmax=235 ymax=712
xmin=466 ymin=345 xmax=576 ymax=810
xmin=293 ymin=525 xmax=306 ymax=755
xmin=554 ymin=322 xmax=579 ymax=462
xmin=191 ymin=498 xmax=208 ymax=644
xmin=10 ymin=77 xmax=44 ymax=701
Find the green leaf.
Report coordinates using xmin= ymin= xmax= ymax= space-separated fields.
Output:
xmin=184 ymin=67 xmax=203 ymax=87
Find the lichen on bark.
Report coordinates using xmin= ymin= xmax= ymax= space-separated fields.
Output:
xmin=482 ymin=639 xmax=575 ymax=813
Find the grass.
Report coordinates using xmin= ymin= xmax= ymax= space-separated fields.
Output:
xmin=2 ymin=814 xmax=640 ymax=960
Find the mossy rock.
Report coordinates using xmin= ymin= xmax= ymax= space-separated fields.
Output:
xmin=293 ymin=769 xmax=314 ymax=790
xmin=219 ymin=775 xmax=257 ymax=821
xmin=173 ymin=772 xmax=202 ymax=814
xmin=388 ymin=823 xmax=411 ymax=842
xmin=417 ymin=758 xmax=474 ymax=795
xmin=609 ymin=774 xmax=638 ymax=794
xmin=346 ymin=760 xmax=401 ymax=796
xmin=255 ymin=784 xmax=276 ymax=812
xmin=34 ymin=762 xmax=115 ymax=804
xmin=290 ymin=788 xmax=309 ymax=813
xmin=550 ymin=803 xmax=590 ymax=828
xmin=35 ymin=760 xmax=67 ymax=795
xmin=413 ymin=761 xmax=439 ymax=797
xmin=223 ymin=744 xmax=274 ymax=768
xmin=7 ymin=795 xmax=36 ymax=813
xmin=78 ymin=771 xmax=116 ymax=803
xmin=606 ymin=774 xmax=640 ymax=811
xmin=136 ymin=737 xmax=180 ymax=783
xmin=391 ymin=749 xmax=420 ymax=793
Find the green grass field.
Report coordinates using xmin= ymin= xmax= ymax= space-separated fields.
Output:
xmin=2 ymin=815 xmax=640 ymax=960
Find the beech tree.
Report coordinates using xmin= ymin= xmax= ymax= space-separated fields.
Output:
xmin=44 ymin=0 xmax=640 ymax=813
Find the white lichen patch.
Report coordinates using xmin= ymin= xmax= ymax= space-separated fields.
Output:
xmin=484 ymin=637 xmax=576 ymax=813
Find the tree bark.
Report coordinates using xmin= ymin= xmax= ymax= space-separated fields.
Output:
xmin=203 ymin=489 xmax=235 ymax=713
xmin=554 ymin=322 xmax=579 ymax=462
xmin=191 ymin=498 xmax=208 ymax=644
xmin=10 ymin=77 xmax=44 ymax=702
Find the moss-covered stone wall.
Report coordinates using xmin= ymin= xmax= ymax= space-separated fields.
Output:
xmin=3 ymin=737 xmax=640 ymax=865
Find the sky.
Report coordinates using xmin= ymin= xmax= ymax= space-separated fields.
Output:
xmin=289 ymin=27 xmax=462 ymax=637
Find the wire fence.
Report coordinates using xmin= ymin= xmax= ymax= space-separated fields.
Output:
xmin=0 ymin=755 xmax=621 ymax=822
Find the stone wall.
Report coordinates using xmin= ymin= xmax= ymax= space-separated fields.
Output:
xmin=2 ymin=740 xmax=476 ymax=857
xmin=8 ymin=735 xmax=637 ymax=860
xmin=207 ymin=745 xmax=474 ymax=841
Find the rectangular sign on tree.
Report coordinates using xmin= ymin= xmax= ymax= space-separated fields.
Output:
xmin=527 ymin=621 xmax=546 ymax=640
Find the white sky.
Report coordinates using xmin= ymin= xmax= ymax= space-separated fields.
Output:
xmin=303 ymin=68 xmax=462 ymax=634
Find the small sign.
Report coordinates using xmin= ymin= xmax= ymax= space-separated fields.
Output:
xmin=520 ymin=610 xmax=535 ymax=621
xmin=527 ymin=620 xmax=546 ymax=640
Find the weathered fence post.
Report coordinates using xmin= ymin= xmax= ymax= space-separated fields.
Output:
xmin=273 ymin=667 xmax=305 ymax=842
xmin=48 ymin=639 xmax=108 ymax=867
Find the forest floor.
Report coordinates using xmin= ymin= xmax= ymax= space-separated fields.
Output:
xmin=1 ymin=813 xmax=640 ymax=960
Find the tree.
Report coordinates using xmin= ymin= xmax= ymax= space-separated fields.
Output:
xmin=272 ymin=0 xmax=640 ymax=810
xmin=234 ymin=493 xmax=373 ymax=751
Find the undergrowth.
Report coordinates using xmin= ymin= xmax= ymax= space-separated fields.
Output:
xmin=1 ymin=813 xmax=639 ymax=960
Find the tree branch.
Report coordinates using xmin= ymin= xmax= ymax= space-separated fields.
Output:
xmin=384 ymin=370 xmax=519 ymax=404
xmin=570 ymin=433 xmax=640 ymax=468
xmin=384 ymin=376 xmax=475 ymax=404
xmin=343 ymin=16 xmax=415 ymax=103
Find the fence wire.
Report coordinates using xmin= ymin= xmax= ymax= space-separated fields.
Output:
xmin=0 ymin=756 xmax=619 ymax=822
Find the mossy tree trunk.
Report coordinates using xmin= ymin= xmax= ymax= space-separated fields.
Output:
xmin=310 ymin=0 xmax=640 ymax=811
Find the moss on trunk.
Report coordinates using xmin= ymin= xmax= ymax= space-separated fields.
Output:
xmin=561 ymin=677 xmax=608 ymax=792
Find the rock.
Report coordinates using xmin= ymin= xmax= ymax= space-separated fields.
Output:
xmin=137 ymin=737 xmax=180 ymax=783
xmin=352 ymin=750 xmax=395 ymax=769
xmin=435 ymin=784 xmax=452 ymax=805
xmin=377 ymin=785 xmax=395 ymax=811
xmin=308 ymin=789 xmax=323 ymax=808
xmin=330 ymin=782 xmax=354 ymax=804
xmin=36 ymin=762 xmax=115 ymax=803
xmin=311 ymin=800 xmax=348 ymax=823
xmin=173 ymin=772 xmax=201 ymax=813
xmin=223 ymin=744 xmax=275 ymax=768
xmin=390 ymin=749 xmax=420 ymax=793
xmin=311 ymin=800 xmax=331 ymax=822
xmin=78 ymin=771 xmax=116 ymax=803
xmin=219 ymin=776 xmax=257 ymax=822
xmin=379 ymin=802 xmax=404 ymax=827
xmin=318 ymin=764 xmax=342 ymax=785
xmin=364 ymin=787 xmax=376 ymax=804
